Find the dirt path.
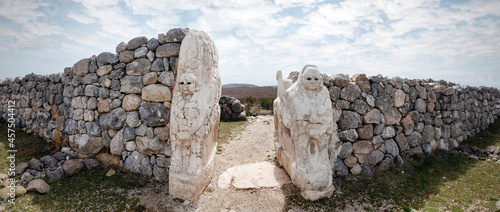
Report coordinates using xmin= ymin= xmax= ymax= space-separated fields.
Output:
xmin=132 ymin=115 xmax=290 ymax=212
xmin=195 ymin=115 xmax=287 ymax=212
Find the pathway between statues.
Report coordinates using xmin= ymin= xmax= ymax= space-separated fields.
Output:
xmin=195 ymin=115 xmax=289 ymax=211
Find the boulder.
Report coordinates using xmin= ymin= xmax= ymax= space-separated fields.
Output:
xmin=27 ymin=179 xmax=50 ymax=194
xmin=62 ymin=159 xmax=85 ymax=176
xmin=139 ymin=103 xmax=169 ymax=127
xmin=124 ymin=151 xmax=153 ymax=176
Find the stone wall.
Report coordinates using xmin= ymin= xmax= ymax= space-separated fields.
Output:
xmin=0 ymin=28 xmax=190 ymax=181
xmin=322 ymin=73 xmax=500 ymax=175
xmin=219 ymin=96 xmax=246 ymax=121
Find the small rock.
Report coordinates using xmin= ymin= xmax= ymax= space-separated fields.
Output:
xmin=15 ymin=162 xmax=29 ymax=175
xmin=26 ymin=179 xmax=50 ymax=194
xmin=47 ymin=167 xmax=64 ymax=182
xmin=106 ymin=169 xmax=116 ymax=177
xmin=28 ymin=158 xmax=43 ymax=171
xmin=62 ymin=159 xmax=85 ymax=176
xmin=0 ymin=186 xmax=27 ymax=199
xmin=83 ymin=159 xmax=100 ymax=169
xmin=52 ymin=152 xmax=66 ymax=161
xmin=40 ymin=155 xmax=58 ymax=168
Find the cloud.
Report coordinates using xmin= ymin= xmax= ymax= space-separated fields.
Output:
xmin=67 ymin=11 xmax=95 ymax=24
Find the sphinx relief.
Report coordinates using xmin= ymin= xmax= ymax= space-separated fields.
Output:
xmin=274 ymin=65 xmax=339 ymax=201
xmin=169 ymin=30 xmax=221 ymax=201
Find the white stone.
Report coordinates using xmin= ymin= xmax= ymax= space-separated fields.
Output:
xmin=169 ymin=30 xmax=221 ymax=202
xmin=110 ymin=129 xmax=124 ymax=155
xmin=218 ymin=162 xmax=290 ymax=189
xmin=273 ymin=65 xmax=337 ymax=201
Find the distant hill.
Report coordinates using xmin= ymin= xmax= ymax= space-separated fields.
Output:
xmin=222 ymin=86 xmax=277 ymax=102
xmin=222 ymin=83 xmax=258 ymax=88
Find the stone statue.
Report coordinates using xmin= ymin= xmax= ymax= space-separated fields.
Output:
xmin=169 ymin=30 xmax=221 ymax=201
xmin=274 ymin=65 xmax=338 ymax=201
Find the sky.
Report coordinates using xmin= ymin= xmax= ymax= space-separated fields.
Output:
xmin=0 ymin=0 xmax=499 ymax=88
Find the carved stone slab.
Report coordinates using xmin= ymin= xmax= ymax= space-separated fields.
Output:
xmin=274 ymin=65 xmax=340 ymax=201
xmin=169 ymin=30 xmax=221 ymax=201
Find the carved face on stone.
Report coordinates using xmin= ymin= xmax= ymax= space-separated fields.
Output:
xmin=301 ymin=66 xmax=322 ymax=91
xmin=179 ymin=73 xmax=197 ymax=96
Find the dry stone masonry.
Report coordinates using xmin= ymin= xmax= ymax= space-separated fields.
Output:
xmin=0 ymin=28 xmax=191 ymax=183
xmin=219 ymin=96 xmax=246 ymax=122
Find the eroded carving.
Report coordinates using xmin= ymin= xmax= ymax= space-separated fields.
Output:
xmin=274 ymin=65 xmax=340 ymax=201
xmin=169 ymin=30 xmax=221 ymax=201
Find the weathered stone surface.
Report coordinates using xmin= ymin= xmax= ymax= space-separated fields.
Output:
xmin=40 ymin=156 xmax=58 ymax=168
xmin=126 ymin=111 xmax=141 ymax=128
xmin=116 ymin=42 xmax=126 ymax=53
xmin=62 ymin=159 xmax=85 ymax=176
xmin=110 ymin=130 xmax=124 ymax=155
xmin=125 ymin=141 xmax=137 ymax=151
xmin=218 ymin=162 xmax=291 ymax=189
xmin=97 ymin=99 xmax=111 ymax=113
xmin=82 ymin=73 xmax=98 ymax=85
xmin=384 ymin=107 xmax=402 ymax=125
xmin=28 ymin=158 xmax=43 ymax=171
xmin=381 ymin=126 xmax=395 ymax=139
xmin=357 ymin=124 xmax=373 ymax=140
xmin=339 ymin=129 xmax=358 ymax=142
xmin=353 ymin=140 xmax=373 ymax=155
xmin=351 ymin=74 xmax=371 ymax=92
xmin=334 ymin=158 xmax=349 ymax=176
xmin=96 ymin=152 xmax=121 ymax=167
xmin=147 ymin=38 xmax=160 ymax=51
xmin=340 ymin=83 xmax=361 ymax=102
xmin=119 ymin=51 xmax=134 ymax=63
xmin=153 ymin=165 xmax=169 ymax=181
xmin=97 ymin=52 xmax=119 ymax=67
xmin=415 ymin=98 xmax=427 ymax=113
xmin=136 ymin=136 xmax=171 ymax=156
xmin=0 ymin=186 xmax=26 ymax=199
xmin=120 ymin=76 xmax=144 ymax=94
xmin=156 ymin=43 xmax=181 ymax=58
xmin=375 ymin=94 xmax=393 ymax=112
xmin=69 ymin=134 xmax=103 ymax=155
xmin=344 ymin=155 xmax=358 ymax=168
xmin=385 ymin=139 xmax=399 ymax=157
xmin=364 ymin=109 xmax=382 ymax=124
xmin=15 ymin=162 xmax=29 ymax=175
xmin=143 ymin=72 xmax=158 ymax=85
xmin=351 ymin=99 xmax=370 ymax=115
xmin=422 ymin=125 xmax=435 ymax=143
xmin=83 ymin=159 xmax=100 ymax=169
xmin=408 ymin=131 xmax=422 ymax=147
xmin=372 ymin=135 xmax=384 ymax=149
xmin=393 ymin=89 xmax=405 ymax=107
xmin=401 ymin=115 xmax=414 ymax=135
xmin=165 ymin=28 xmax=187 ymax=43
xmin=395 ymin=133 xmax=409 ymax=151
xmin=124 ymin=151 xmax=152 ymax=176
xmin=158 ymin=71 xmax=175 ymax=87
xmin=126 ymin=58 xmax=151 ymax=76
xmin=86 ymin=122 xmax=101 ymax=137
xmin=338 ymin=142 xmax=353 ymax=159
xmin=142 ymin=84 xmax=171 ymax=102
xmin=331 ymin=73 xmax=349 ymax=87
xmin=154 ymin=127 xmax=170 ymax=142
xmin=339 ymin=111 xmax=363 ymax=130
xmin=99 ymin=108 xmax=126 ymax=130
xmin=358 ymin=150 xmax=384 ymax=167
xmin=127 ymin=36 xmax=148 ymax=50
xmin=26 ymin=179 xmax=50 ymax=194
xmin=122 ymin=94 xmax=142 ymax=111
xmin=139 ymin=103 xmax=169 ymax=127
xmin=73 ymin=58 xmax=90 ymax=77
xmin=47 ymin=168 xmax=64 ymax=182
xmin=134 ymin=46 xmax=148 ymax=58
xmin=97 ymin=65 xmax=113 ymax=76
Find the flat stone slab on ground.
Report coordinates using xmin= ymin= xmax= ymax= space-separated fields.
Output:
xmin=218 ymin=162 xmax=290 ymax=189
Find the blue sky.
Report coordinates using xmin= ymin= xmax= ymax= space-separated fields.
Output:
xmin=0 ymin=0 xmax=499 ymax=87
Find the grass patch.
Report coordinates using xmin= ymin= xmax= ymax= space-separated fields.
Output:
xmin=464 ymin=118 xmax=500 ymax=149
xmin=0 ymin=121 xmax=149 ymax=211
xmin=3 ymin=167 xmax=148 ymax=211
xmin=217 ymin=120 xmax=248 ymax=144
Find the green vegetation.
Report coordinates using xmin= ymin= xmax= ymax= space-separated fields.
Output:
xmin=0 ymin=121 xmax=147 ymax=211
xmin=260 ymin=97 xmax=275 ymax=110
